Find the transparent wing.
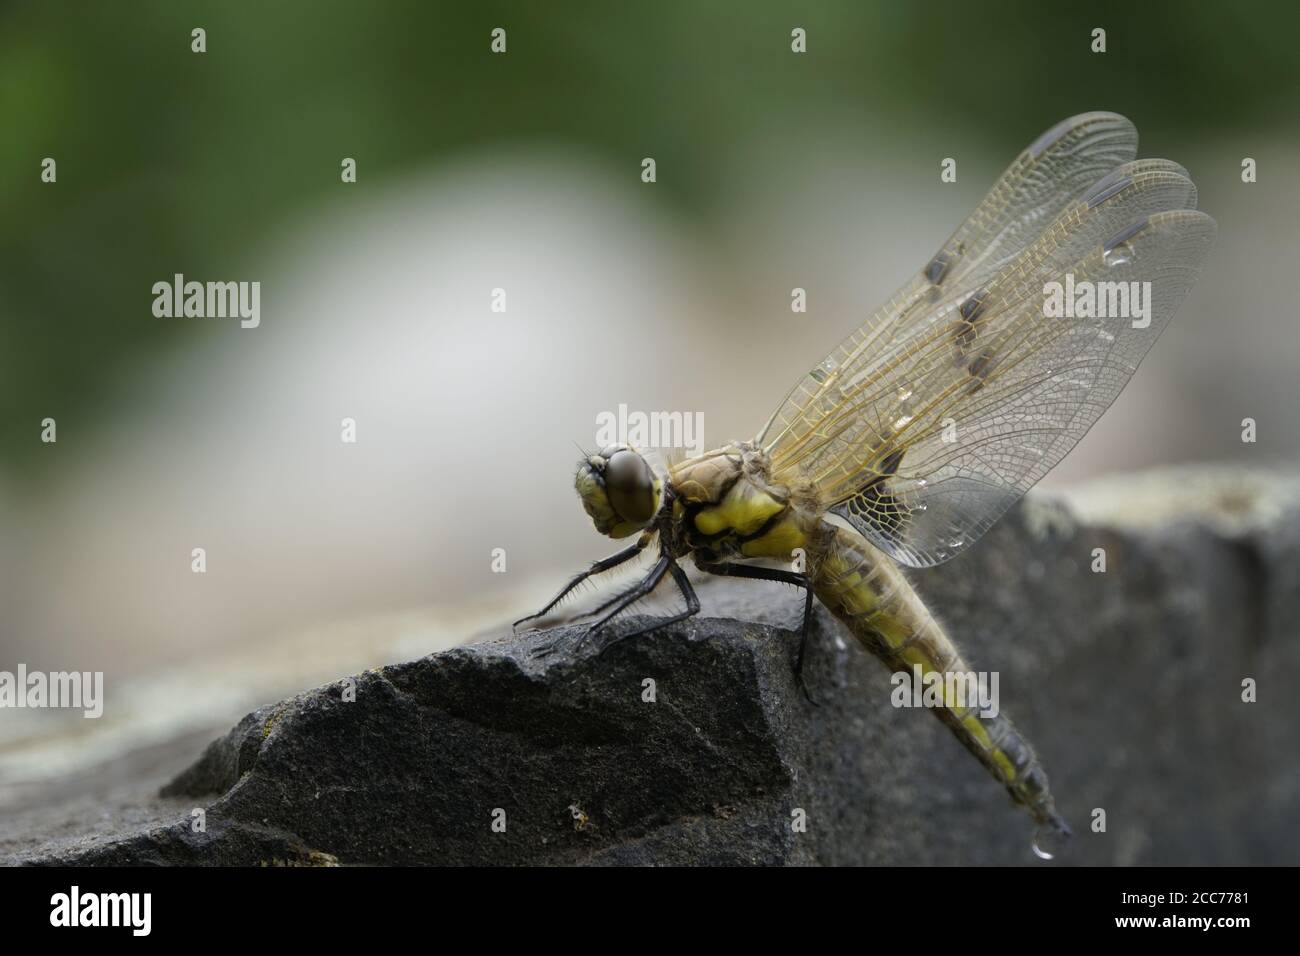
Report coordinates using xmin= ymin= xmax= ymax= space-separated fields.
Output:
xmin=922 ymin=111 xmax=1143 ymax=292
xmin=759 ymin=111 xmax=1140 ymax=450
xmin=768 ymin=184 xmax=1214 ymax=566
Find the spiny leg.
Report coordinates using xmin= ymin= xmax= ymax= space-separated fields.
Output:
xmin=514 ymin=535 xmax=648 ymax=630
xmin=580 ymin=565 xmax=666 ymax=621
xmin=695 ymin=556 xmax=818 ymax=705
xmin=530 ymin=554 xmax=671 ymax=658
xmin=595 ymin=560 xmax=701 ymax=646
xmin=582 ymin=554 xmax=672 ymax=639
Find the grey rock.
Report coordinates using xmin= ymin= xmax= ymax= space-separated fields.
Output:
xmin=8 ymin=468 xmax=1300 ymax=865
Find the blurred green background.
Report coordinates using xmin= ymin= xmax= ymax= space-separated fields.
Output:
xmin=3 ymin=0 xmax=1300 ymax=830
xmin=4 ymin=0 xmax=1300 ymax=476
xmin=0 ymin=0 xmax=1297 ymax=691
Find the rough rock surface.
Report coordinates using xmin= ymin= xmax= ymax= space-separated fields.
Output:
xmin=8 ymin=468 xmax=1300 ymax=865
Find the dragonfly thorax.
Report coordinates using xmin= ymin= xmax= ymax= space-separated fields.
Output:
xmin=667 ymin=443 xmax=817 ymax=562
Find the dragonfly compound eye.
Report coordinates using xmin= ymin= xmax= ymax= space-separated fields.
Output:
xmin=604 ymin=450 xmax=656 ymax=524
xmin=574 ymin=447 xmax=658 ymax=538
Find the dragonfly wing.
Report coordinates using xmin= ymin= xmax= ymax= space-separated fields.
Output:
xmin=924 ymin=111 xmax=1141 ymax=292
xmin=834 ymin=208 xmax=1215 ymax=566
xmin=759 ymin=112 xmax=1139 ymax=450
xmin=768 ymin=165 xmax=1214 ymax=566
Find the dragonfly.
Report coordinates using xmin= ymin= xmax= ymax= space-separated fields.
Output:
xmin=516 ymin=112 xmax=1216 ymax=856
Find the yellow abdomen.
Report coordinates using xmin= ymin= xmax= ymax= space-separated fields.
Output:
xmin=811 ymin=522 xmax=1065 ymax=831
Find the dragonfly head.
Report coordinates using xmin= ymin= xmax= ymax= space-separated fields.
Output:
xmin=575 ymin=445 xmax=663 ymax=539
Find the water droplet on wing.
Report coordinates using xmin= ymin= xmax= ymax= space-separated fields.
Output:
xmin=1103 ymin=243 xmax=1134 ymax=268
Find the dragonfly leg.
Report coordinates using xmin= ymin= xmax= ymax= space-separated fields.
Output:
xmin=513 ymin=536 xmax=648 ymax=631
xmin=592 ymin=560 xmax=700 ymax=646
xmin=695 ymin=557 xmax=818 ymax=705
xmin=577 ymin=564 xmax=666 ymax=621
xmin=580 ymin=554 xmax=672 ymax=642
xmin=530 ymin=554 xmax=672 ymax=659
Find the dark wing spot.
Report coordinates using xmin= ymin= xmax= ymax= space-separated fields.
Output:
xmin=966 ymin=348 xmax=998 ymax=394
xmin=1105 ymin=218 xmax=1149 ymax=252
xmin=925 ymin=250 xmax=953 ymax=286
xmin=841 ymin=447 xmax=909 ymax=542
xmin=953 ymin=318 xmax=976 ymax=352
xmin=952 ymin=289 xmax=989 ymax=359
xmin=877 ymin=447 xmax=904 ymax=478
xmin=959 ymin=291 xmax=989 ymax=323
xmin=1083 ymin=172 xmax=1133 ymax=208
